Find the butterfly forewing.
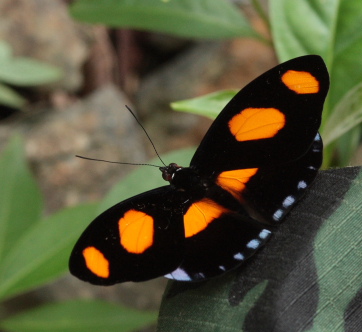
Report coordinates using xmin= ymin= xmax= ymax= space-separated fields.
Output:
xmin=190 ymin=55 xmax=329 ymax=175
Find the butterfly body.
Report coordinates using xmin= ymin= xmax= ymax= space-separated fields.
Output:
xmin=69 ymin=55 xmax=329 ymax=285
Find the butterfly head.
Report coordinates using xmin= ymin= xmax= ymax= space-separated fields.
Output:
xmin=160 ymin=163 xmax=183 ymax=182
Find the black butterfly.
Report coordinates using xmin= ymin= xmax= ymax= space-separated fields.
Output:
xmin=69 ymin=55 xmax=329 ymax=284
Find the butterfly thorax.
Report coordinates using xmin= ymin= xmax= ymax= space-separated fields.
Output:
xmin=160 ymin=163 xmax=208 ymax=197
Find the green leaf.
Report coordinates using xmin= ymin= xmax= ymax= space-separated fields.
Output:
xmin=99 ymin=148 xmax=195 ymax=212
xmin=0 ymin=82 xmax=26 ymax=108
xmin=171 ymin=90 xmax=237 ymax=119
xmin=0 ymin=57 xmax=62 ymax=86
xmin=308 ymin=169 xmax=362 ymax=331
xmin=270 ymin=1 xmax=331 ymax=61
xmin=0 ymin=41 xmax=12 ymax=59
xmin=270 ymin=0 xmax=362 ymax=112
xmin=0 ymin=203 xmax=97 ymax=300
xmin=70 ymin=0 xmax=260 ymax=40
xmin=157 ymin=168 xmax=362 ymax=331
xmin=322 ymin=82 xmax=362 ymax=146
xmin=0 ymin=300 xmax=157 ymax=332
xmin=0 ymin=136 xmax=43 ymax=262
xmin=158 ymin=274 xmax=268 ymax=331
xmin=270 ymin=0 xmax=362 ymax=166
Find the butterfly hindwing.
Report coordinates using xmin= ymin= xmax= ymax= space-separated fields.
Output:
xmin=69 ymin=187 xmax=186 ymax=284
xmin=242 ymin=133 xmax=323 ymax=224
xmin=166 ymin=197 xmax=271 ymax=281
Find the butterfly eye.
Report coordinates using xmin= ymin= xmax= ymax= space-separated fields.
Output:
xmin=162 ymin=172 xmax=172 ymax=181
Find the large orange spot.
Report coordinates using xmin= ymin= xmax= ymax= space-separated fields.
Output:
xmin=282 ymin=70 xmax=319 ymax=94
xmin=119 ymin=210 xmax=154 ymax=254
xmin=184 ymin=199 xmax=228 ymax=238
xmin=83 ymin=246 xmax=110 ymax=278
xmin=229 ymin=108 xmax=285 ymax=142
xmin=216 ymin=168 xmax=258 ymax=199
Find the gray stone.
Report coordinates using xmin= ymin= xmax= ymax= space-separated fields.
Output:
xmin=1 ymin=84 xmax=148 ymax=213
xmin=0 ymin=0 xmax=90 ymax=91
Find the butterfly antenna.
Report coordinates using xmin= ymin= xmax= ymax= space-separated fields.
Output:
xmin=76 ymin=155 xmax=160 ymax=168
xmin=125 ymin=105 xmax=167 ymax=166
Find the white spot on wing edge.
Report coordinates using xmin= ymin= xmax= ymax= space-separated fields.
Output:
xmin=234 ymin=252 xmax=245 ymax=261
xmin=164 ymin=268 xmax=191 ymax=281
xmin=282 ymin=195 xmax=295 ymax=208
xmin=273 ymin=209 xmax=283 ymax=221
xmin=259 ymin=229 xmax=271 ymax=240
xmin=246 ymin=239 xmax=261 ymax=250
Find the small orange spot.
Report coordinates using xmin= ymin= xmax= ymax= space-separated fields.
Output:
xmin=83 ymin=246 xmax=110 ymax=278
xmin=184 ymin=199 xmax=228 ymax=238
xmin=119 ymin=210 xmax=154 ymax=254
xmin=217 ymin=168 xmax=258 ymax=199
xmin=282 ymin=70 xmax=320 ymax=94
xmin=229 ymin=108 xmax=285 ymax=142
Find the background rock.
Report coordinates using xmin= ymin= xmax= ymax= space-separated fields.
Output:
xmin=0 ymin=0 xmax=90 ymax=91
xmin=1 ymin=85 xmax=148 ymax=213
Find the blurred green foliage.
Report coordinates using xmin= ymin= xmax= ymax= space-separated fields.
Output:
xmin=0 ymin=137 xmax=157 ymax=332
xmin=0 ymin=41 xmax=62 ymax=109
xmin=71 ymin=0 xmax=362 ymax=167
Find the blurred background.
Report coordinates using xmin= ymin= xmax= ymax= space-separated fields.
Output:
xmin=0 ymin=0 xmax=362 ymax=331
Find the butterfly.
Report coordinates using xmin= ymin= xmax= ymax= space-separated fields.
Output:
xmin=69 ymin=55 xmax=329 ymax=285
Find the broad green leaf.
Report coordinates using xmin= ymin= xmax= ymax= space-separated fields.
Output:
xmin=270 ymin=0 xmax=362 ymax=165
xmin=0 ymin=41 xmax=12 ymax=59
xmin=0 ymin=136 xmax=43 ymax=263
xmin=0 ymin=300 xmax=157 ymax=332
xmin=335 ymin=128 xmax=361 ymax=166
xmin=322 ymin=82 xmax=362 ymax=146
xmin=158 ymin=274 xmax=268 ymax=331
xmin=270 ymin=0 xmax=362 ymax=113
xmin=0 ymin=82 xmax=26 ymax=108
xmin=234 ymin=280 xmax=268 ymax=324
xmin=0 ymin=203 xmax=97 ymax=300
xmin=70 ymin=0 xmax=260 ymax=40
xmin=99 ymin=148 xmax=195 ymax=212
xmin=0 ymin=57 xmax=62 ymax=86
xmin=308 ymin=169 xmax=362 ymax=331
xmin=171 ymin=90 xmax=237 ymax=119
xmin=157 ymin=168 xmax=361 ymax=331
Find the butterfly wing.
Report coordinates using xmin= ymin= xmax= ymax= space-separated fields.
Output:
xmin=191 ymin=55 xmax=328 ymax=224
xmin=242 ymin=133 xmax=323 ymax=224
xmin=190 ymin=55 xmax=329 ymax=175
xmin=70 ymin=55 xmax=329 ymax=284
xmin=69 ymin=186 xmax=185 ymax=284
xmin=166 ymin=201 xmax=271 ymax=281
xmin=167 ymin=56 xmax=329 ymax=281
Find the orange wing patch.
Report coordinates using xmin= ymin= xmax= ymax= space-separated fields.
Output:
xmin=184 ymin=199 xmax=228 ymax=238
xmin=229 ymin=108 xmax=285 ymax=142
xmin=119 ymin=210 xmax=154 ymax=254
xmin=216 ymin=168 xmax=258 ymax=199
xmin=282 ymin=70 xmax=319 ymax=94
xmin=83 ymin=246 xmax=110 ymax=278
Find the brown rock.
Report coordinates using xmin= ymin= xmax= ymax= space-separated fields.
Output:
xmin=0 ymin=0 xmax=90 ymax=91
xmin=1 ymin=84 xmax=148 ymax=213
